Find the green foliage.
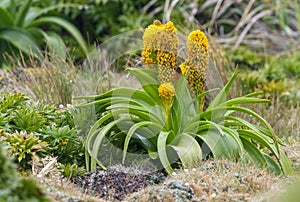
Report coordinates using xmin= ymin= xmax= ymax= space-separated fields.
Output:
xmin=59 ymin=163 xmax=86 ymax=178
xmin=0 ymin=141 xmax=19 ymax=198
xmin=0 ymin=92 xmax=29 ymax=110
xmin=79 ymin=68 xmax=293 ymax=175
xmin=234 ymin=48 xmax=300 ymax=106
xmin=38 ymin=125 xmax=85 ymax=166
xmin=0 ymin=141 xmax=50 ymax=201
xmin=12 ymin=107 xmax=47 ymax=133
xmin=229 ymin=47 xmax=266 ymax=70
xmin=277 ymin=51 xmax=300 ymax=79
xmin=0 ymin=0 xmax=88 ymax=65
xmin=2 ymin=131 xmax=48 ymax=169
xmin=13 ymin=177 xmax=51 ymax=202
xmin=0 ymin=92 xmax=85 ymax=171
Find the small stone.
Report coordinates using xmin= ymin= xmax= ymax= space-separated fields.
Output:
xmin=211 ymin=193 xmax=217 ymax=198
xmin=184 ymin=169 xmax=189 ymax=173
xmin=172 ymin=172 xmax=177 ymax=176
xmin=192 ymin=168 xmax=197 ymax=172
xmin=59 ymin=104 xmax=64 ymax=109
xmin=184 ymin=182 xmax=189 ymax=186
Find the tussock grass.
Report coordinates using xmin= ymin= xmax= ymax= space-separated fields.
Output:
xmin=3 ymin=53 xmax=77 ymax=105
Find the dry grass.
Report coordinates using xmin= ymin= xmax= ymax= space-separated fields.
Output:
xmin=2 ymin=53 xmax=77 ymax=105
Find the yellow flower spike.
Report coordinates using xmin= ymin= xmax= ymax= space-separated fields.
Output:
xmin=187 ymin=30 xmax=209 ymax=52
xmin=142 ymin=20 xmax=179 ymax=72
xmin=158 ymin=82 xmax=175 ymax=101
xmin=187 ymin=30 xmax=209 ymax=73
xmin=179 ymin=30 xmax=209 ymax=112
xmin=180 ymin=62 xmax=205 ymax=94
xmin=181 ymin=30 xmax=209 ymax=94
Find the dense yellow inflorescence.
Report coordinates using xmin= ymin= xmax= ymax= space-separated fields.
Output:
xmin=179 ymin=61 xmax=206 ymax=94
xmin=142 ymin=20 xmax=178 ymax=84
xmin=158 ymin=82 xmax=175 ymax=101
xmin=142 ymin=21 xmax=209 ymax=104
xmin=180 ymin=30 xmax=209 ymax=95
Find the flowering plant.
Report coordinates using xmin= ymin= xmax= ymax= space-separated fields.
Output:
xmin=79 ymin=21 xmax=293 ymax=175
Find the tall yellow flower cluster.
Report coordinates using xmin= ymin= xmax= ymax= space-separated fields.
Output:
xmin=180 ymin=30 xmax=209 ymax=95
xmin=142 ymin=20 xmax=178 ymax=87
xmin=142 ymin=21 xmax=209 ymax=107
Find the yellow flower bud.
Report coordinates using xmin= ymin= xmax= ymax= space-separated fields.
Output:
xmin=158 ymin=82 xmax=175 ymax=101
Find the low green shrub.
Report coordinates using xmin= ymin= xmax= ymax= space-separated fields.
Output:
xmin=0 ymin=93 xmax=85 ymax=171
xmin=0 ymin=141 xmax=50 ymax=201
xmin=38 ymin=125 xmax=85 ymax=166
xmin=1 ymin=131 xmax=47 ymax=169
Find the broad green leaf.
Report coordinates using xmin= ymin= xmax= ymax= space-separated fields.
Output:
xmin=226 ymin=106 xmax=280 ymax=158
xmin=15 ymin=0 xmax=32 ymax=27
xmin=222 ymin=97 xmax=269 ymax=107
xmin=174 ymin=76 xmax=197 ymax=123
xmin=206 ymin=68 xmax=239 ymax=110
xmin=44 ymin=32 xmax=66 ymax=59
xmin=221 ymin=126 xmax=244 ymax=155
xmin=227 ymin=116 xmax=273 ymax=144
xmin=89 ymin=117 xmax=130 ymax=171
xmin=183 ymin=120 xmax=210 ymax=133
xmin=168 ymin=134 xmax=202 ymax=167
xmin=197 ymin=128 xmax=241 ymax=159
xmin=24 ymin=3 xmax=81 ymax=25
xmin=0 ymin=28 xmax=40 ymax=57
xmin=86 ymin=111 xmax=116 ymax=142
xmin=107 ymin=102 xmax=164 ymax=125
xmin=240 ymin=136 xmax=267 ymax=168
xmin=277 ymin=148 xmax=294 ymax=175
xmin=157 ymin=131 xmax=173 ymax=174
xmin=122 ymin=121 xmax=160 ymax=163
xmin=262 ymin=153 xmax=281 ymax=175
xmin=183 ymin=88 xmax=219 ymax=114
xmin=27 ymin=27 xmax=66 ymax=57
xmin=238 ymin=129 xmax=279 ymax=160
xmin=126 ymin=68 xmax=160 ymax=103
xmin=77 ymin=87 xmax=156 ymax=106
xmin=25 ymin=16 xmax=88 ymax=54
xmin=244 ymin=91 xmax=264 ymax=97
xmin=135 ymin=132 xmax=157 ymax=152
xmin=0 ymin=7 xmax=13 ymax=27
xmin=148 ymin=150 xmax=158 ymax=159
xmin=0 ymin=0 xmax=10 ymax=8
xmin=170 ymin=101 xmax=181 ymax=135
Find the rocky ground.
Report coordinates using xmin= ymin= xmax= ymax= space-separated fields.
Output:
xmin=35 ymin=141 xmax=299 ymax=202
